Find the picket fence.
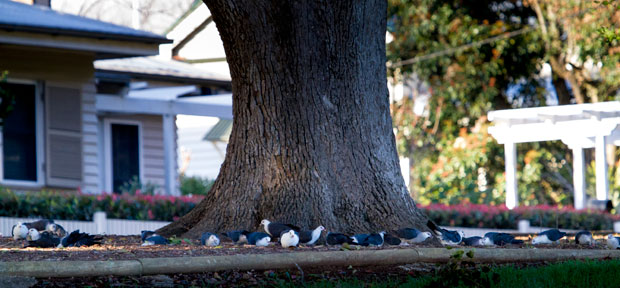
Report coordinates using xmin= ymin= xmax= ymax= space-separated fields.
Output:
xmin=0 ymin=212 xmax=170 ymax=237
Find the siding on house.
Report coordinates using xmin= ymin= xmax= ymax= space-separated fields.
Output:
xmin=81 ymin=80 xmax=99 ymax=194
xmin=176 ymin=115 xmax=225 ymax=179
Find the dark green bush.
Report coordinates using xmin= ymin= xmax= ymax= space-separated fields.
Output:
xmin=180 ymin=175 xmax=214 ymax=196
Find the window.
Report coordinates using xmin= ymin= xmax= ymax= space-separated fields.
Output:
xmin=0 ymin=81 xmax=43 ymax=185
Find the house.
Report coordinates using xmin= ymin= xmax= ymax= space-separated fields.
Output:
xmin=0 ymin=0 xmax=231 ymax=195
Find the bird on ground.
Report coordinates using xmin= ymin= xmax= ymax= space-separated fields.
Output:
xmin=280 ymin=229 xmax=300 ymax=248
xmin=142 ymin=235 xmax=169 ymax=246
xmin=12 ymin=219 xmax=55 ymax=240
xmin=47 ymin=223 xmax=67 ymax=238
xmin=606 ymin=234 xmax=620 ymax=249
xmin=383 ymin=233 xmax=402 ymax=245
xmin=59 ymin=230 xmax=103 ymax=248
xmin=200 ymin=232 xmax=221 ymax=246
xmin=326 ymin=232 xmax=352 ymax=245
xmin=141 ymin=230 xmax=157 ymax=242
xmin=395 ymin=228 xmax=432 ymax=244
xmin=350 ymin=234 xmax=370 ymax=246
xmin=299 ymin=226 xmax=325 ymax=246
xmin=575 ymin=231 xmax=594 ymax=245
xmin=222 ymin=230 xmax=250 ymax=245
xmin=532 ymin=229 xmax=566 ymax=245
xmin=26 ymin=228 xmax=60 ymax=248
xmin=260 ymin=219 xmax=300 ymax=238
xmin=247 ymin=232 xmax=271 ymax=247
xmin=427 ymin=221 xmax=463 ymax=246
xmin=363 ymin=232 xmax=386 ymax=246
xmin=484 ymin=232 xmax=523 ymax=246
xmin=462 ymin=236 xmax=493 ymax=246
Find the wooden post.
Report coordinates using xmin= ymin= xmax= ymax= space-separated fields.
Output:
xmin=595 ymin=135 xmax=609 ymax=200
xmin=162 ymin=114 xmax=178 ymax=196
xmin=572 ymin=147 xmax=586 ymax=209
xmin=504 ymin=142 xmax=518 ymax=209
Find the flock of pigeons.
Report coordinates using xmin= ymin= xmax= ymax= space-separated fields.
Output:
xmin=12 ymin=218 xmax=620 ymax=250
xmin=11 ymin=219 xmax=101 ymax=248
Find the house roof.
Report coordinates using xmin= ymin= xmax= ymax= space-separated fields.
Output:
xmin=94 ymin=56 xmax=231 ymax=86
xmin=0 ymin=0 xmax=170 ymax=44
xmin=203 ymin=119 xmax=232 ymax=142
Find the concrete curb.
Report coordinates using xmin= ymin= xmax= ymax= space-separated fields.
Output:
xmin=3 ymin=248 xmax=620 ymax=278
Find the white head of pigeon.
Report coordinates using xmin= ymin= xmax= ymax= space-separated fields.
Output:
xmin=27 ymin=228 xmax=40 ymax=241
xmin=481 ymin=236 xmax=493 ymax=246
xmin=531 ymin=234 xmax=550 ymax=245
xmin=12 ymin=223 xmax=28 ymax=240
xmin=255 ymin=235 xmax=271 ymax=247
xmin=607 ymin=234 xmax=620 ymax=249
xmin=280 ymin=230 xmax=299 ymax=248
xmin=202 ymin=233 xmax=220 ymax=247
xmin=415 ymin=232 xmax=433 ymax=243
xmin=308 ymin=226 xmax=325 ymax=244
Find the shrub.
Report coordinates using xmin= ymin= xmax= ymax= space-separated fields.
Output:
xmin=180 ymin=175 xmax=214 ymax=196
xmin=0 ymin=188 xmax=203 ymax=221
xmin=421 ymin=203 xmax=620 ymax=230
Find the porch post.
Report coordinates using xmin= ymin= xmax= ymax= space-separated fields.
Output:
xmin=163 ymin=114 xmax=178 ymax=196
xmin=504 ymin=142 xmax=518 ymax=209
xmin=595 ymin=135 xmax=609 ymax=200
xmin=572 ymin=147 xmax=586 ymax=209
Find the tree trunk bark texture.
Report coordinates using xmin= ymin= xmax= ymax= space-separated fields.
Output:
xmin=158 ymin=0 xmax=428 ymax=237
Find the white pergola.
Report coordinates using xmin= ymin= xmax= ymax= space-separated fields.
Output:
xmin=488 ymin=101 xmax=620 ymax=210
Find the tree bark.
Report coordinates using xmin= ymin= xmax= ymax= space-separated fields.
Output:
xmin=158 ymin=0 xmax=428 ymax=237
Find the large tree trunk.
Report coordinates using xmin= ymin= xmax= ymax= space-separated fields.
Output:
xmin=159 ymin=0 xmax=428 ymax=237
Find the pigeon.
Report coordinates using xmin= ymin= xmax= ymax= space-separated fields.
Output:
xmin=142 ymin=235 xmax=169 ymax=246
xmin=200 ymin=232 xmax=221 ymax=246
xmin=59 ymin=230 xmax=103 ymax=248
xmin=141 ymin=230 xmax=157 ymax=242
xmin=350 ymin=234 xmax=370 ymax=246
xmin=326 ymin=232 xmax=352 ymax=245
xmin=280 ymin=229 xmax=300 ymax=248
xmin=260 ymin=219 xmax=300 ymax=238
xmin=247 ymin=232 xmax=271 ymax=246
xmin=532 ymin=229 xmax=566 ymax=245
xmin=484 ymin=232 xmax=523 ymax=246
xmin=363 ymin=232 xmax=386 ymax=246
xmin=575 ymin=231 xmax=593 ymax=245
xmin=47 ymin=223 xmax=67 ymax=238
xmin=462 ymin=236 xmax=493 ymax=246
xmin=395 ymin=228 xmax=432 ymax=244
xmin=12 ymin=223 xmax=29 ymax=240
xmin=299 ymin=226 xmax=325 ymax=246
xmin=222 ymin=230 xmax=250 ymax=245
xmin=427 ymin=221 xmax=463 ymax=245
xmin=26 ymin=229 xmax=60 ymax=248
xmin=383 ymin=233 xmax=402 ymax=246
xmin=606 ymin=234 xmax=620 ymax=249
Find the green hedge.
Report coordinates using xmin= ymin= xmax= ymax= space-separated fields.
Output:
xmin=0 ymin=189 xmax=203 ymax=221
xmin=421 ymin=204 xmax=620 ymax=231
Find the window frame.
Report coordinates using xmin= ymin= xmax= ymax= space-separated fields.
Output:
xmin=103 ymin=118 xmax=144 ymax=193
xmin=0 ymin=78 xmax=45 ymax=188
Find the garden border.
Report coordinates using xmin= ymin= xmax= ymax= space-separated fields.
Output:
xmin=3 ymin=248 xmax=620 ymax=278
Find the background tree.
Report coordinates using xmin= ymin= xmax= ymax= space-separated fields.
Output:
xmin=158 ymin=0 xmax=429 ymax=237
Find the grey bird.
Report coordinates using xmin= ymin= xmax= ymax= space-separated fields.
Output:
xmin=462 ymin=236 xmax=493 ymax=246
xmin=575 ymin=230 xmax=594 ymax=245
xmin=395 ymin=228 xmax=432 ymax=243
xmin=200 ymin=232 xmax=220 ymax=246
xmin=247 ymin=232 xmax=271 ymax=246
xmin=607 ymin=234 xmax=620 ymax=249
xmin=299 ymin=226 xmax=325 ymax=246
xmin=484 ymin=232 xmax=523 ymax=246
xmin=326 ymin=232 xmax=353 ymax=245
xmin=427 ymin=221 xmax=463 ymax=245
xmin=532 ymin=229 xmax=566 ymax=245
xmin=222 ymin=230 xmax=250 ymax=245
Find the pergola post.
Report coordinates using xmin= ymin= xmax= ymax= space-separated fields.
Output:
xmin=595 ymin=135 xmax=609 ymax=200
xmin=504 ymin=142 xmax=518 ymax=209
xmin=572 ymin=147 xmax=586 ymax=209
xmin=163 ymin=114 xmax=179 ymax=196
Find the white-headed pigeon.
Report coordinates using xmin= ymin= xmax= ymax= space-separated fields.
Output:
xmin=47 ymin=223 xmax=67 ymax=238
xmin=350 ymin=234 xmax=370 ymax=245
xmin=280 ymin=229 xmax=300 ymax=248
xmin=299 ymin=226 xmax=325 ymax=246
xmin=142 ymin=235 xmax=169 ymax=246
xmin=141 ymin=230 xmax=157 ymax=242
xmin=260 ymin=219 xmax=300 ymax=238
xmin=532 ymin=229 xmax=566 ymax=245
xmin=462 ymin=236 xmax=493 ymax=246
xmin=326 ymin=232 xmax=352 ymax=245
xmin=575 ymin=231 xmax=593 ymax=245
xmin=427 ymin=221 xmax=463 ymax=246
xmin=395 ymin=228 xmax=432 ymax=243
xmin=222 ymin=230 xmax=250 ymax=245
xmin=607 ymin=234 xmax=620 ymax=249
xmin=12 ymin=223 xmax=28 ymax=240
xmin=484 ymin=232 xmax=523 ymax=245
xmin=26 ymin=229 xmax=60 ymax=248
xmin=200 ymin=232 xmax=220 ymax=246
xmin=59 ymin=230 xmax=102 ymax=248
xmin=248 ymin=232 xmax=271 ymax=247
xmin=12 ymin=219 xmax=55 ymax=240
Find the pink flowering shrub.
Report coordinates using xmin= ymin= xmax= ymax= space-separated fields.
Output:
xmin=420 ymin=203 xmax=620 ymax=230
xmin=0 ymin=188 xmax=203 ymax=221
